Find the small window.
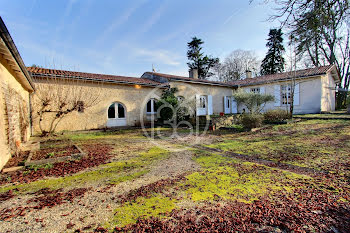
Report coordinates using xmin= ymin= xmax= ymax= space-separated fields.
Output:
xmin=250 ymin=88 xmax=260 ymax=94
xmin=108 ymin=104 xmax=115 ymax=118
xmin=147 ymin=99 xmax=157 ymax=114
xmin=199 ymin=96 xmax=206 ymax=108
xmin=226 ymin=97 xmax=230 ymax=108
xmin=77 ymin=101 xmax=84 ymax=113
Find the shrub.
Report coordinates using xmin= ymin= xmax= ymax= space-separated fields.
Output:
xmin=232 ymin=89 xmax=275 ymax=114
xmin=263 ymin=109 xmax=291 ymax=123
xmin=155 ymin=88 xmax=179 ymax=122
xmin=239 ymin=114 xmax=264 ymax=129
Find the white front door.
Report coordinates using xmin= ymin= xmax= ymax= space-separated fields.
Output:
xmin=107 ymin=102 xmax=127 ymax=127
xmin=197 ymin=96 xmax=207 ymax=116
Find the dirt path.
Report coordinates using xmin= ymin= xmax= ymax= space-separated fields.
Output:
xmin=0 ymin=145 xmax=199 ymax=232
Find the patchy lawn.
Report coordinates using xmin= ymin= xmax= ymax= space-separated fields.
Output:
xmin=0 ymin=120 xmax=349 ymax=232
xmin=207 ymin=119 xmax=350 ymax=181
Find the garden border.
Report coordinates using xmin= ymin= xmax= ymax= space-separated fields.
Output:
xmin=24 ymin=144 xmax=86 ymax=166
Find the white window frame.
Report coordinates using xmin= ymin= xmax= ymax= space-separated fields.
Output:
xmin=280 ymin=84 xmax=292 ymax=106
xmin=250 ymin=87 xmax=261 ymax=94
xmin=199 ymin=96 xmax=207 ymax=109
xmin=226 ymin=96 xmax=231 ymax=109
xmin=108 ymin=102 xmax=126 ymax=119
xmin=146 ymin=98 xmax=157 ymax=114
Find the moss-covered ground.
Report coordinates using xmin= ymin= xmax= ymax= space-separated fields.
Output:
xmin=0 ymin=146 xmax=169 ymax=194
xmin=1 ymin=119 xmax=349 ymax=232
xmin=207 ymin=119 xmax=350 ymax=179
xmin=106 ymin=148 xmax=348 ymax=230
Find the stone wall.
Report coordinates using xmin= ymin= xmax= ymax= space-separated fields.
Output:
xmin=0 ymin=62 xmax=31 ymax=170
xmin=211 ymin=114 xmax=240 ymax=128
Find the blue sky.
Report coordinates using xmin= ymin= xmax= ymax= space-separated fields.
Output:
xmin=0 ymin=0 xmax=279 ymax=77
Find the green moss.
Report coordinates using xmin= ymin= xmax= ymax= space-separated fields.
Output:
xmin=184 ymin=152 xmax=311 ymax=203
xmin=138 ymin=147 xmax=169 ymax=161
xmin=0 ymin=160 xmax=139 ymax=193
xmin=337 ymin=197 xmax=348 ymax=202
xmin=0 ymin=146 xmax=170 ymax=194
xmin=109 ymin=194 xmax=176 ymax=227
xmin=207 ymin=139 xmax=278 ymax=157
xmin=206 ymin=118 xmax=350 ymax=178
xmin=108 ymin=170 xmax=149 ymax=185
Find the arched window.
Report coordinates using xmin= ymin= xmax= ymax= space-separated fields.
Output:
xmin=146 ymin=99 xmax=157 ymax=114
xmin=177 ymin=96 xmax=184 ymax=102
xmin=108 ymin=103 xmax=126 ymax=119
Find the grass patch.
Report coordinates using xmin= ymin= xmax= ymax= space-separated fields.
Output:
xmin=207 ymin=119 xmax=350 ymax=177
xmin=64 ymin=130 xmax=145 ymax=141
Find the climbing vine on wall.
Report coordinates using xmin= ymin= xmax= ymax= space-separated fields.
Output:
xmin=4 ymin=85 xmax=29 ymax=152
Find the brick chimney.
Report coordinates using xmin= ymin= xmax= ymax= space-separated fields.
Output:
xmin=189 ymin=68 xmax=198 ymax=79
xmin=246 ymin=70 xmax=252 ymax=79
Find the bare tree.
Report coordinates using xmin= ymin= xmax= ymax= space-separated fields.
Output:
xmin=261 ymin=0 xmax=350 ymax=107
xmin=213 ymin=50 xmax=261 ymax=82
xmin=32 ymin=77 xmax=103 ymax=136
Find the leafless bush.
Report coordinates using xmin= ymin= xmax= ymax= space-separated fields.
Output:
xmin=32 ymin=77 xmax=103 ymax=136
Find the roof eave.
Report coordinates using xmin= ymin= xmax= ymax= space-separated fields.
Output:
xmin=238 ymin=73 xmax=327 ymax=87
xmin=327 ymin=64 xmax=341 ymax=84
xmin=0 ymin=17 xmax=35 ymax=92
xmin=170 ymin=78 xmax=235 ymax=87
xmin=30 ymin=73 xmax=167 ymax=88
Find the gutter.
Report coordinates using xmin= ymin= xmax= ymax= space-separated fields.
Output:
xmin=0 ymin=17 xmax=35 ymax=91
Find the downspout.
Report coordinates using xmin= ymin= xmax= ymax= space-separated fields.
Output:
xmin=29 ymin=92 xmax=33 ymax=136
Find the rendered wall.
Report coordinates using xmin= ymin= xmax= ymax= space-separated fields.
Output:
xmin=31 ymin=79 xmax=163 ymax=134
xmin=237 ymin=77 xmax=322 ymax=114
xmin=170 ymin=81 xmax=234 ymax=114
xmin=321 ymin=73 xmax=336 ymax=112
xmin=0 ymin=61 xmax=31 ymax=169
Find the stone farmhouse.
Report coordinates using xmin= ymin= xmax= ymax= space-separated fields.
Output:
xmin=0 ymin=17 xmax=341 ymax=169
xmin=28 ymin=64 xmax=339 ymax=134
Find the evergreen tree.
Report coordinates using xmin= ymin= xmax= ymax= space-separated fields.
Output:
xmin=187 ymin=37 xmax=219 ymax=79
xmin=261 ymin=29 xmax=285 ymax=75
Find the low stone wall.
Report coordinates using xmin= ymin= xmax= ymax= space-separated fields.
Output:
xmin=211 ymin=114 xmax=240 ymax=128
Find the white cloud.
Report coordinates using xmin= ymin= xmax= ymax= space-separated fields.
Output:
xmin=132 ymin=47 xmax=182 ymax=66
xmin=95 ymin=0 xmax=148 ymax=45
xmin=139 ymin=0 xmax=169 ymax=34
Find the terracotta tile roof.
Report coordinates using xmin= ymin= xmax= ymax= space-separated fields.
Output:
xmin=230 ymin=65 xmax=336 ymax=86
xmin=27 ymin=67 xmax=164 ymax=87
xmin=142 ymin=72 xmax=236 ymax=87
